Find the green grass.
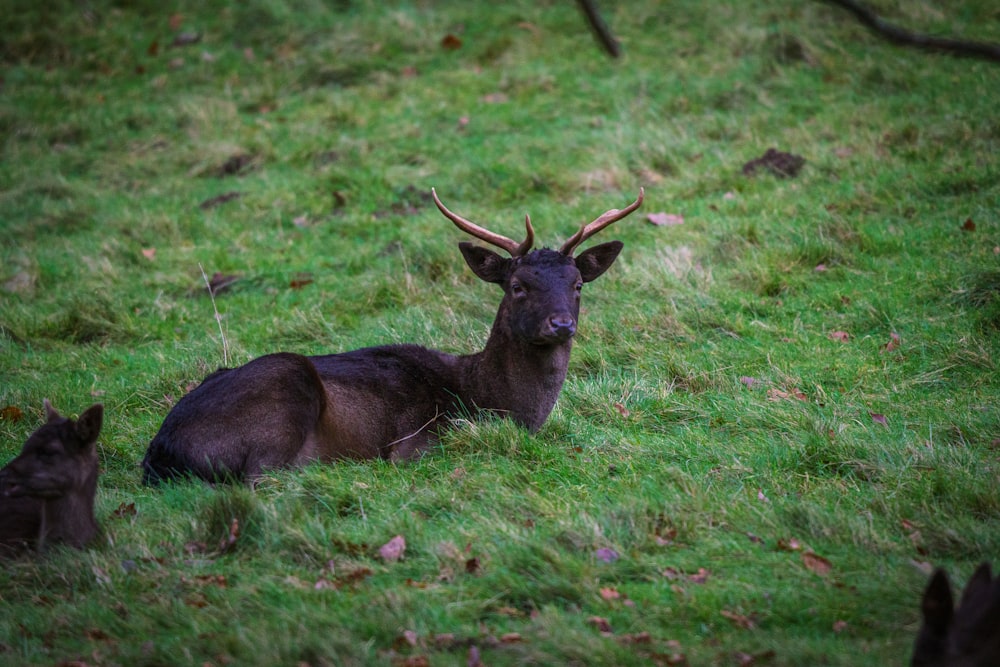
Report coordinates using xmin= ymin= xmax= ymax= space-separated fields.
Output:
xmin=2 ymin=0 xmax=999 ymax=664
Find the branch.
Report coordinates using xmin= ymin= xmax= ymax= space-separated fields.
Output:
xmin=576 ymin=0 xmax=621 ymax=58
xmin=820 ymin=0 xmax=1000 ymax=63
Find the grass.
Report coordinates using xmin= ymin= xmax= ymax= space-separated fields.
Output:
xmin=1 ymin=0 xmax=999 ymax=664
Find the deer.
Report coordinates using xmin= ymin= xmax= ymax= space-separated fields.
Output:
xmin=0 ymin=400 xmax=103 ymax=553
xmin=141 ymin=188 xmax=644 ymax=484
xmin=912 ymin=562 xmax=1000 ymax=667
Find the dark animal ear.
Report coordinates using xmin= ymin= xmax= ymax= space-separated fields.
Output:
xmin=574 ymin=241 xmax=624 ymax=283
xmin=75 ymin=404 xmax=104 ymax=444
xmin=957 ymin=561 xmax=993 ymax=611
xmin=922 ymin=569 xmax=955 ymax=635
xmin=44 ymin=398 xmax=62 ymax=422
xmin=459 ymin=242 xmax=510 ymax=284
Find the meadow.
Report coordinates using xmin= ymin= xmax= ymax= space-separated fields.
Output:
xmin=1 ymin=0 xmax=999 ymax=664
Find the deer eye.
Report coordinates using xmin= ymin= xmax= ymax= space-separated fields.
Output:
xmin=510 ymin=280 xmax=525 ymax=296
xmin=575 ymin=281 xmax=583 ymax=292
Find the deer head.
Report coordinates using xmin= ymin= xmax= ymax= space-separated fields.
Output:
xmin=912 ymin=563 xmax=1000 ymax=667
xmin=1 ymin=400 xmax=103 ymax=500
xmin=432 ymin=188 xmax=644 ymax=346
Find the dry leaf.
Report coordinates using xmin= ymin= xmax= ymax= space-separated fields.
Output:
xmin=600 ymin=587 xmax=622 ymax=601
xmin=647 ymin=212 xmax=685 ymax=226
xmin=588 ymin=616 xmax=613 ymax=633
xmin=828 ymin=331 xmax=850 ymax=342
xmin=0 ymin=405 xmax=24 ymax=422
xmin=833 ymin=620 xmax=848 ymax=633
xmin=219 ymin=517 xmax=240 ymax=553
xmin=962 ymin=218 xmax=976 ymax=232
xmin=870 ymin=412 xmax=887 ymax=426
xmin=441 ymin=34 xmax=463 ymax=50
xmin=777 ymin=538 xmax=802 ymax=552
xmin=141 ymin=248 xmax=156 ymax=261
xmin=380 ymin=535 xmax=406 ymax=562
xmin=767 ymin=388 xmax=807 ymax=402
xmin=720 ymin=609 xmax=756 ymax=629
xmin=802 ymin=551 xmax=832 ymax=576
xmin=613 ymin=402 xmax=630 ymax=417
xmin=112 ymin=502 xmax=137 ymax=518
xmin=882 ymin=332 xmax=901 ymax=352
xmin=595 ymin=547 xmax=619 ymax=563
xmin=739 ymin=376 xmax=759 ymax=389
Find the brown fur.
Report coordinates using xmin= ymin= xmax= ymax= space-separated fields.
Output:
xmin=912 ymin=563 xmax=1000 ymax=667
xmin=0 ymin=400 xmax=103 ymax=552
xmin=142 ymin=239 xmax=627 ymax=484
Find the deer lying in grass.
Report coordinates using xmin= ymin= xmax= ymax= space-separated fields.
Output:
xmin=912 ymin=562 xmax=1000 ymax=667
xmin=142 ymin=188 xmax=643 ymax=484
xmin=0 ymin=400 xmax=103 ymax=552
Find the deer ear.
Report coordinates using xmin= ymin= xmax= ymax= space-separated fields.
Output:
xmin=575 ymin=241 xmax=623 ymax=283
xmin=43 ymin=399 xmax=62 ymax=422
xmin=957 ymin=562 xmax=993 ymax=610
xmin=459 ymin=242 xmax=510 ymax=284
xmin=921 ymin=569 xmax=955 ymax=635
xmin=75 ymin=404 xmax=104 ymax=444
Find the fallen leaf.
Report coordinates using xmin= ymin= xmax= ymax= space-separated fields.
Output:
xmin=870 ymin=412 xmax=887 ymax=426
xmin=647 ymin=212 xmax=685 ymax=226
xmin=595 ymin=547 xmax=619 ymax=563
xmin=739 ymin=376 xmax=759 ymax=389
xmin=465 ymin=557 xmax=481 ymax=575
xmin=380 ymin=535 xmax=406 ymax=562
xmin=619 ymin=631 xmax=652 ymax=644
xmin=767 ymin=388 xmax=807 ymax=402
xmin=613 ymin=402 xmax=630 ymax=417
xmin=688 ymin=568 xmax=710 ymax=584
xmin=588 ymin=616 xmax=613 ymax=633
xmin=882 ymin=332 xmax=901 ymax=352
xmin=112 ymin=502 xmax=137 ymax=518
xmin=0 ymin=405 xmax=24 ymax=422
xmin=833 ymin=620 xmax=848 ymax=633
xmin=207 ymin=272 xmax=241 ymax=295
xmin=218 ymin=517 xmax=239 ymax=554
xmin=720 ymin=609 xmax=756 ymax=629
xmin=802 ymin=551 xmax=832 ymax=576
xmin=289 ymin=278 xmax=314 ymax=289
xmin=757 ymin=488 xmax=770 ymax=503
xmin=169 ymin=13 xmax=184 ymax=30
xmin=911 ymin=559 xmax=934 ymax=575
xmin=481 ymin=92 xmax=508 ymax=104
xmin=141 ymin=248 xmax=156 ymax=261
xmin=961 ymin=218 xmax=976 ymax=232
xmin=742 ymin=148 xmax=805 ymax=178
xmin=600 ymin=587 xmax=622 ymax=601
xmin=467 ymin=645 xmax=483 ymax=667
xmin=814 ymin=263 xmax=827 ymax=272
xmin=396 ymin=657 xmax=430 ymax=667
xmin=441 ymin=34 xmax=463 ymax=50
xmin=777 ymin=538 xmax=802 ymax=552
xmin=828 ymin=331 xmax=850 ymax=342
xmin=499 ymin=633 xmax=522 ymax=643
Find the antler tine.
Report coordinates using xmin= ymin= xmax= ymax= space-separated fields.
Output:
xmin=432 ymin=188 xmax=534 ymax=257
xmin=559 ymin=187 xmax=645 ymax=256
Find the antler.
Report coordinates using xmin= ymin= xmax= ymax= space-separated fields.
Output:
xmin=559 ymin=187 xmax=644 ymax=256
xmin=432 ymin=188 xmax=534 ymax=257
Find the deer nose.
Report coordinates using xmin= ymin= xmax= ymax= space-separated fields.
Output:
xmin=548 ymin=315 xmax=576 ymax=338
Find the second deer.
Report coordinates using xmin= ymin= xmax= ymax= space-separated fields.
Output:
xmin=0 ymin=400 xmax=103 ymax=553
xmin=142 ymin=188 xmax=643 ymax=484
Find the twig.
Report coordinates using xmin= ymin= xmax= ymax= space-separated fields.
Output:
xmin=199 ymin=263 xmax=229 ymax=366
xmin=576 ymin=0 xmax=621 ymax=58
xmin=820 ymin=0 xmax=1000 ymax=63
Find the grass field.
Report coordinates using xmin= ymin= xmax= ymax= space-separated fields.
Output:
xmin=2 ymin=0 xmax=999 ymax=664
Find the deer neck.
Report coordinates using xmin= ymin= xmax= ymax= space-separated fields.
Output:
xmin=459 ymin=319 xmax=573 ymax=431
